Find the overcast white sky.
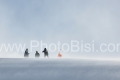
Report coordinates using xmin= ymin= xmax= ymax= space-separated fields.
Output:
xmin=0 ymin=0 xmax=120 ymax=58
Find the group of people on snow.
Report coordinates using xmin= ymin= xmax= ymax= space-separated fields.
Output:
xmin=24 ymin=48 xmax=49 ymax=58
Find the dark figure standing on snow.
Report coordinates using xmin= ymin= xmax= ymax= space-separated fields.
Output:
xmin=42 ymin=48 xmax=49 ymax=57
xmin=35 ymin=51 xmax=40 ymax=58
xmin=24 ymin=49 xmax=29 ymax=58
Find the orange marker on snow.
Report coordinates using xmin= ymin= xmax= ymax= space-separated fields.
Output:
xmin=58 ymin=53 xmax=62 ymax=58
xmin=58 ymin=49 xmax=62 ymax=58
xmin=58 ymin=50 xmax=62 ymax=58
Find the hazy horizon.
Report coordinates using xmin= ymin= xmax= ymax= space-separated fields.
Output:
xmin=0 ymin=0 xmax=120 ymax=58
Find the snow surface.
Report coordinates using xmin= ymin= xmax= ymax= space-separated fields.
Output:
xmin=0 ymin=58 xmax=120 ymax=80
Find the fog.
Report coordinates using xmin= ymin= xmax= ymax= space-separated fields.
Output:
xmin=0 ymin=0 xmax=120 ymax=58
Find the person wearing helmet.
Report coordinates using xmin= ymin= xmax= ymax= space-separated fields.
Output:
xmin=42 ymin=48 xmax=49 ymax=58
xmin=35 ymin=51 xmax=40 ymax=58
xmin=24 ymin=48 xmax=29 ymax=58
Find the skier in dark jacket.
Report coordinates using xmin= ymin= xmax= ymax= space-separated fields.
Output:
xmin=35 ymin=51 xmax=40 ymax=58
xmin=24 ymin=48 xmax=29 ymax=58
xmin=42 ymin=48 xmax=49 ymax=57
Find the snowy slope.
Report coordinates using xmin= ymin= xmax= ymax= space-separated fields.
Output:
xmin=0 ymin=58 xmax=120 ymax=80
